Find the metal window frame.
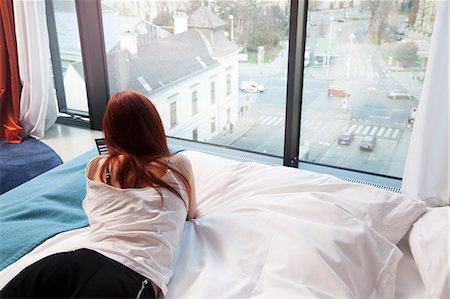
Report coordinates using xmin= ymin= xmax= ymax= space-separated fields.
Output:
xmin=283 ymin=0 xmax=308 ymax=167
xmin=74 ymin=0 xmax=110 ymax=130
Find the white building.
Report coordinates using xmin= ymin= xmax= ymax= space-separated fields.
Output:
xmin=64 ymin=7 xmax=240 ymax=142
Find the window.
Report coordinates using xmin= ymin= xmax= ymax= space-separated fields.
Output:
xmin=170 ymin=101 xmax=177 ymax=128
xmin=100 ymin=0 xmax=288 ymax=154
xmin=226 ymin=73 xmax=231 ymax=96
xmin=210 ymin=81 xmax=216 ymax=104
xmin=192 ymin=128 xmax=198 ymax=141
xmin=191 ymin=90 xmax=198 ymax=115
xmin=210 ymin=117 xmax=216 ymax=133
xmin=299 ymin=0 xmax=437 ymax=178
xmin=54 ymin=0 xmax=437 ymax=184
xmin=48 ymin=0 xmax=89 ymax=116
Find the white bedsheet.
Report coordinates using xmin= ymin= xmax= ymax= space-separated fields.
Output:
xmin=1 ymin=150 xmax=428 ymax=298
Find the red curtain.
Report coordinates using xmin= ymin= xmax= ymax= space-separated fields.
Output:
xmin=0 ymin=0 xmax=23 ymax=144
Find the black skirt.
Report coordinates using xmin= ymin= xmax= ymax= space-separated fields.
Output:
xmin=0 ymin=248 xmax=156 ymax=299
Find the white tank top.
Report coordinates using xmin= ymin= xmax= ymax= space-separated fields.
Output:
xmin=81 ymin=157 xmax=189 ymax=296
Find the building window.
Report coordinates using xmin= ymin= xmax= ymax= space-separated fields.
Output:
xmin=191 ymin=90 xmax=198 ymax=115
xmin=192 ymin=128 xmax=198 ymax=141
xmin=210 ymin=81 xmax=216 ymax=104
xmin=226 ymin=73 xmax=231 ymax=96
xmin=210 ymin=117 xmax=216 ymax=133
xmin=170 ymin=101 xmax=177 ymax=128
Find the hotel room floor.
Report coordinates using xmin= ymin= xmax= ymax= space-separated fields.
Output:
xmin=41 ymin=124 xmax=103 ymax=162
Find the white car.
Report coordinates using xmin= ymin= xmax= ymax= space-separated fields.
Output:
xmin=240 ymin=81 xmax=264 ymax=93
xmin=388 ymin=89 xmax=414 ymax=99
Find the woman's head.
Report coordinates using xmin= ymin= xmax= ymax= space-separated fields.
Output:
xmin=103 ymin=90 xmax=169 ymax=158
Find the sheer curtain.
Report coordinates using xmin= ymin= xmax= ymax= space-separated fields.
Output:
xmin=0 ymin=0 xmax=23 ymax=143
xmin=13 ymin=0 xmax=57 ymax=139
xmin=402 ymin=0 xmax=449 ymax=207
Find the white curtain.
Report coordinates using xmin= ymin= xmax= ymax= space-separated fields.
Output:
xmin=14 ymin=0 xmax=58 ymax=139
xmin=402 ymin=0 xmax=449 ymax=207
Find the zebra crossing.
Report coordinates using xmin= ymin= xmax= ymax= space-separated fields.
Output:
xmin=345 ymin=123 xmax=401 ymax=140
xmin=257 ymin=115 xmax=284 ymax=126
xmin=257 ymin=115 xmax=403 ymax=140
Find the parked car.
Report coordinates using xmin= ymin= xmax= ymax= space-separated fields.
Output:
xmin=328 ymin=86 xmax=351 ymax=97
xmin=388 ymin=89 xmax=414 ymax=99
xmin=338 ymin=131 xmax=355 ymax=145
xmin=240 ymin=81 xmax=264 ymax=93
xmin=359 ymin=135 xmax=377 ymax=151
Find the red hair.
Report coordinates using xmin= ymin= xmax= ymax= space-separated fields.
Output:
xmin=100 ymin=90 xmax=189 ymax=202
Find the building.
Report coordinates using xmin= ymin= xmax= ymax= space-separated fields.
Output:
xmin=64 ymin=7 xmax=240 ymax=142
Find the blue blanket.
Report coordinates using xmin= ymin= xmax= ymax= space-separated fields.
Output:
xmin=0 ymin=149 xmax=96 ymax=270
xmin=0 ymin=138 xmax=63 ymax=194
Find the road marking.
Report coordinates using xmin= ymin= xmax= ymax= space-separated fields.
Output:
xmin=362 ymin=126 xmax=371 ymax=135
xmin=391 ymin=128 xmax=400 ymax=138
xmin=369 ymin=126 xmax=378 ymax=135
xmin=258 ymin=116 xmax=284 ymax=126
xmin=369 ymin=115 xmax=390 ymax=120
xmin=384 ymin=128 xmax=392 ymax=138
xmin=265 ymin=117 xmax=280 ymax=126
xmin=259 ymin=116 xmax=272 ymax=124
xmin=355 ymin=125 xmax=364 ymax=134
xmin=273 ymin=117 xmax=284 ymax=126
xmin=377 ymin=127 xmax=386 ymax=137
xmin=348 ymin=124 xmax=357 ymax=132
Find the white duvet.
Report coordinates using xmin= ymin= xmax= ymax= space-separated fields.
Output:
xmin=1 ymin=150 xmax=427 ymax=298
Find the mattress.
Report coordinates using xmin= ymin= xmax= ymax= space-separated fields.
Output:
xmin=1 ymin=149 xmax=429 ymax=298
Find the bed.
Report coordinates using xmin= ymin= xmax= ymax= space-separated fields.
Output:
xmin=1 ymin=149 xmax=448 ymax=298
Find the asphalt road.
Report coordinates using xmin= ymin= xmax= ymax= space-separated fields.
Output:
xmin=214 ymin=8 xmax=425 ymax=178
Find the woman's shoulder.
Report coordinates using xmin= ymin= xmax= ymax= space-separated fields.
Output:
xmin=86 ymin=156 xmax=109 ymax=180
xmin=167 ymin=153 xmax=192 ymax=172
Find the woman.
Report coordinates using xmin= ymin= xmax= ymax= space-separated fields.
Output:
xmin=1 ymin=90 xmax=196 ymax=298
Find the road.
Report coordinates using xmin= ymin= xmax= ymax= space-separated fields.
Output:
xmin=209 ymin=8 xmax=427 ymax=178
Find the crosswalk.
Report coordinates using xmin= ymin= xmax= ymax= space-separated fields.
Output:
xmin=256 ymin=115 xmax=403 ymax=140
xmin=257 ymin=115 xmax=284 ymax=126
xmin=344 ymin=123 xmax=401 ymax=140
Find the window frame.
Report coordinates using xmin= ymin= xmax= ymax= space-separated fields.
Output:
xmin=48 ymin=0 xmax=403 ymax=187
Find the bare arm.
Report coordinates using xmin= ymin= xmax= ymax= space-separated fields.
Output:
xmin=170 ymin=153 xmax=197 ymax=220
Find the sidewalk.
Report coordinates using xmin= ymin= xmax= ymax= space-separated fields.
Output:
xmin=208 ymin=114 xmax=258 ymax=147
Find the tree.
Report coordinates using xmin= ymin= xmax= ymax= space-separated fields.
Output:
xmin=152 ymin=8 xmax=173 ymax=28
xmin=395 ymin=41 xmax=418 ymax=68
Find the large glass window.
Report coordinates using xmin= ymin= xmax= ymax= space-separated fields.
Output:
xmin=101 ymin=0 xmax=289 ymax=156
xmin=50 ymin=0 xmax=89 ymax=115
xmin=300 ymin=0 xmax=437 ymax=178
xmin=56 ymin=0 xmax=438 ymax=180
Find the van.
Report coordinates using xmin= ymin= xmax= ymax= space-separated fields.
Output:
xmin=240 ymin=81 xmax=264 ymax=93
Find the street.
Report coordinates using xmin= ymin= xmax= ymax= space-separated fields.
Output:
xmin=209 ymin=8 xmax=427 ymax=178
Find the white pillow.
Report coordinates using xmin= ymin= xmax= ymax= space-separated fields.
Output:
xmin=182 ymin=150 xmax=427 ymax=244
xmin=408 ymin=207 xmax=450 ymax=299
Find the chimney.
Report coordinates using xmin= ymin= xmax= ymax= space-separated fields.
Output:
xmin=120 ymin=29 xmax=138 ymax=55
xmin=173 ymin=12 xmax=188 ymax=34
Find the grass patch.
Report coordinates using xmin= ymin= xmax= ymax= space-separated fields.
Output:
xmin=246 ymin=46 xmax=282 ymax=64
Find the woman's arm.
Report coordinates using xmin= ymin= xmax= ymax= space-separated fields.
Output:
xmin=171 ymin=154 xmax=197 ymax=220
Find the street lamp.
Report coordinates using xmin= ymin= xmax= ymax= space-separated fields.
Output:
xmin=346 ymin=33 xmax=355 ymax=80
xmin=344 ymin=33 xmax=356 ymax=113
xmin=326 ymin=15 xmax=334 ymax=77
xmin=229 ymin=15 xmax=234 ymax=43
